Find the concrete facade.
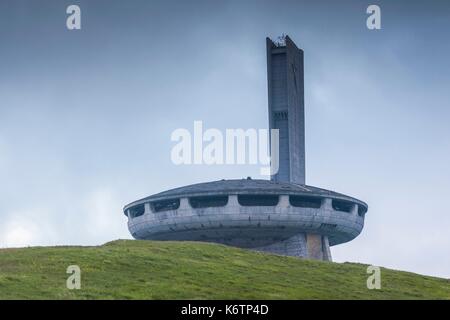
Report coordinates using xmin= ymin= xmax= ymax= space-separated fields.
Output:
xmin=124 ymin=179 xmax=367 ymax=260
xmin=267 ymin=36 xmax=305 ymax=184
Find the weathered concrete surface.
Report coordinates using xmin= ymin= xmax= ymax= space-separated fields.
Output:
xmin=267 ymin=36 xmax=305 ymax=184
xmin=307 ymin=234 xmax=324 ymax=260
xmin=254 ymin=234 xmax=307 ymax=257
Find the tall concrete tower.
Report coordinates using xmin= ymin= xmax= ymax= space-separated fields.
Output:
xmin=267 ymin=35 xmax=305 ymax=184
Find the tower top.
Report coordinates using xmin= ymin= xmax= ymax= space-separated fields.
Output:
xmin=273 ymin=34 xmax=287 ymax=47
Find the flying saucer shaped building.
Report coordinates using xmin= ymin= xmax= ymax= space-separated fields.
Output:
xmin=123 ymin=36 xmax=368 ymax=261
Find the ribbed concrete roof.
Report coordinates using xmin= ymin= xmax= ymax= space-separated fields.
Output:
xmin=124 ymin=179 xmax=368 ymax=210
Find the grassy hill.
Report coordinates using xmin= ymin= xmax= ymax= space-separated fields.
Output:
xmin=0 ymin=239 xmax=448 ymax=299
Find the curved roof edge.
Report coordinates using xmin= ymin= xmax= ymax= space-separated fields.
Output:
xmin=123 ymin=179 xmax=368 ymax=212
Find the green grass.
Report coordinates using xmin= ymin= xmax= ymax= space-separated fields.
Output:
xmin=0 ymin=239 xmax=448 ymax=299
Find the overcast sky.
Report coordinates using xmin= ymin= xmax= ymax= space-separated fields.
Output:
xmin=0 ymin=0 xmax=449 ymax=278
